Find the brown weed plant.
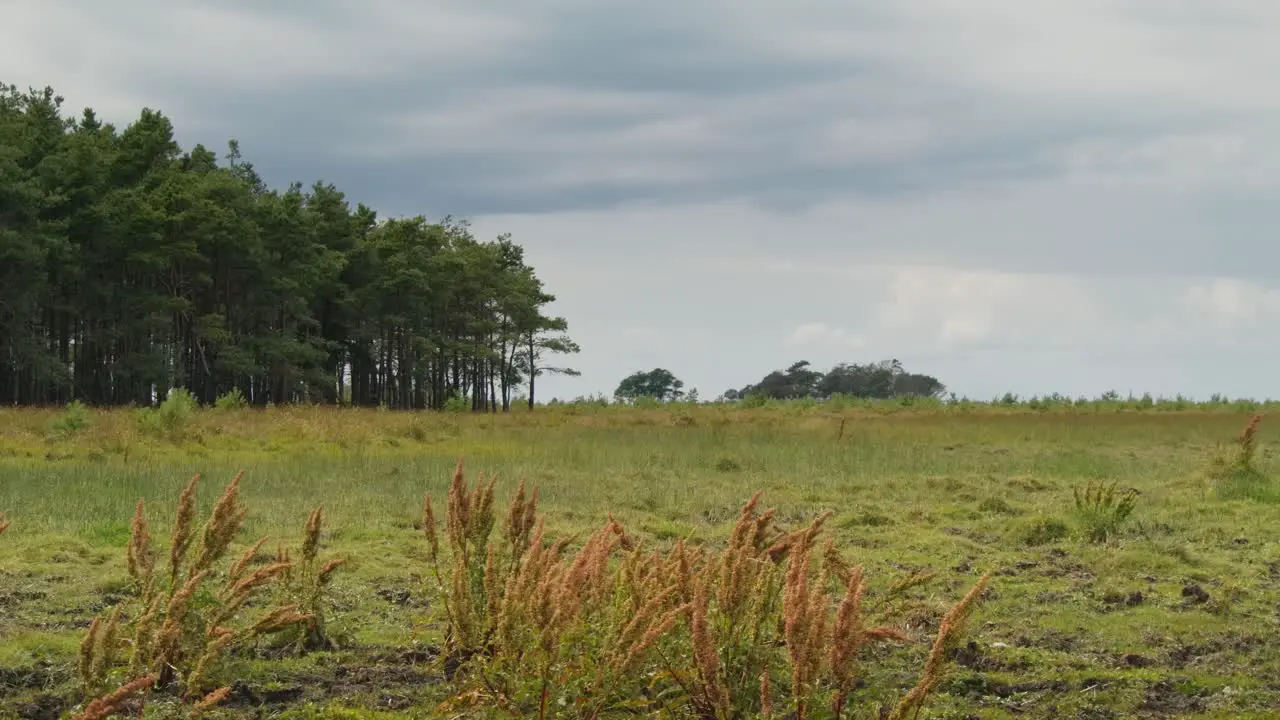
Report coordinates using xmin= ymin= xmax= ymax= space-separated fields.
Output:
xmin=425 ymin=463 xmax=992 ymax=720
xmin=77 ymin=471 xmax=311 ymax=712
xmin=1239 ymin=413 xmax=1262 ymax=467
xmin=273 ymin=505 xmax=347 ymax=651
xmin=1204 ymin=414 xmax=1269 ymax=501
xmin=69 ymin=673 xmax=155 ymax=720
xmin=1209 ymin=413 xmax=1263 ymax=475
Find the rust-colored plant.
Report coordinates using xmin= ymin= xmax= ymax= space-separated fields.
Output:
xmin=424 ymin=459 xmax=544 ymax=663
xmin=77 ymin=471 xmax=311 ymax=704
xmin=424 ymin=461 xmax=992 ymax=720
xmin=888 ymin=573 xmax=992 ymax=720
xmin=1239 ymin=413 xmax=1262 ymax=467
xmin=275 ymin=505 xmax=346 ymax=651
xmin=71 ymin=674 xmax=156 ymax=720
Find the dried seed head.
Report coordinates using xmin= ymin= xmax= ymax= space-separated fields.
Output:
xmin=191 ymin=686 xmax=231 ymax=717
xmin=760 ymin=670 xmax=773 ymax=720
xmin=302 ymin=506 xmax=324 ymax=567
xmin=318 ymin=558 xmax=346 ymax=585
xmin=888 ymin=573 xmax=992 ymax=720
xmin=225 ymin=536 xmax=269 ymax=588
xmin=78 ymin=615 xmax=102 ymax=689
xmin=250 ymin=605 xmax=311 ymax=634
xmin=689 ymin=575 xmax=728 ymax=715
xmin=169 ymin=474 xmax=200 ymax=584
xmin=71 ymin=674 xmax=156 ymax=720
xmin=422 ymin=494 xmax=439 ymax=561
xmin=126 ymin=500 xmax=153 ymax=585
xmin=190 ymin=471 xmax=247 ymax=577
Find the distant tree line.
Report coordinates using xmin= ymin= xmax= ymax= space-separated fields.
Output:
xmin=0 ymin=84 xmax=578 ymax=410
xmin=725 ymin=359 xmax=945 ymax=401
xmin=611 ymin=360 xmax=945 ymax=404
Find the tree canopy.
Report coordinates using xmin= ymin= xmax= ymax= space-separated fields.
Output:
xmin=614 ymin=368 xmax=685 ymax=403
xmin=0 ymin=83 xmax=577 ymax=410
xmin=726 ymin=359 xmax=946 ymax=401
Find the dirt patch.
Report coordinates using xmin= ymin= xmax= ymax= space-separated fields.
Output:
xmin=11 ymin=693 xmax=70 ymax=720
xmin=1099 ymin=590 xmax=1145 ymax=612
xmin=947 ymin=675 xmax=1069 ymax=699
xmin=1165 ymin=633 xmax=1268 ymax=669
xmin=1120 ymin=653 xmax=1152 ymax=668
xmin=950 ymin=640 xmax=1032 ymax=673
xmin=0 ymin=589 xmax=49 ymax=607
xmin=1014 ymin=629 xmax=1078 ymax=653
xmin=223 ymin=651 xmax=441 ymax=710
xmin=0 ymin=664 xmax=68 ymax=692
xmin=228 ymin=681 xmax=305 ymax=706
xmin=375 ymin=587 xmax=412 ymax=606
xmin=1138 ymin=679 xmax=1208 ymax=715
xmin=1180 ymin=582 xmax=1210 ymax=606
xmin=1038 ymin=559 xmax=1096 ymax=581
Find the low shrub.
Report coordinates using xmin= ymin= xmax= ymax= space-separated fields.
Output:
xmin=136 ymin=388 xmax=199 ymax=442
xmin=214 ymin=388 xmax=249 ymax=411
xmin=48 ymin=400 xmax=93 ymax=439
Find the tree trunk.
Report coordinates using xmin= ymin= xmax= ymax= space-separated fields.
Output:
xmin=526 ymin=334 xmax=536 ymax=410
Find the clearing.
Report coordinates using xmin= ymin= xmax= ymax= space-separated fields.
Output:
xmin=1 ymin=405 xmax=1278 ymax=719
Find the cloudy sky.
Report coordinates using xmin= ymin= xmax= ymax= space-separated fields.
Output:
xmin=6 ymin=1 xmax=1280 ymax=401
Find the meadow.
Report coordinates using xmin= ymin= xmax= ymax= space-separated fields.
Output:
xmin=2 ymin=399 xmax=1279 ymax=719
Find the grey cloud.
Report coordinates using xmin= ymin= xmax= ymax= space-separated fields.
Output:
xmin=22 ymin=0 xmax=1266 ymax=228
xmin=10 ymin=0 xmax=1280 ymax=400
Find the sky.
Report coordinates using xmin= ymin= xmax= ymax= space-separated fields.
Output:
xmin=5 ymin=0 xmax=1280 ymax=401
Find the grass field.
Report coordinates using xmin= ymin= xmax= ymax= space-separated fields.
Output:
xmin=2 ymin=403 xmax=1279 ymax=718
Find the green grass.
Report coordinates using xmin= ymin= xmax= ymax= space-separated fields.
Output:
xmin=2 ymin=405 xmax=1280 ymax=718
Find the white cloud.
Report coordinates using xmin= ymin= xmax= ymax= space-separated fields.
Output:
xmin=1184 ymin=278 xmax=1280 ymax=330
xmin=869 ymin=266 xmax=1102 ymax=350
xmin=1059 ymin=131 xmax=1275 ymax=190
xmin=785 ymin=322 xmax=866 ymax=352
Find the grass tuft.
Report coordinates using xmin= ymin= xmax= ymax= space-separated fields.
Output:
xmin=1071 ymin=480 xmax=1139 ymax=543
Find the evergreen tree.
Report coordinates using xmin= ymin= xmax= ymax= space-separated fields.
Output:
xmin=0 ymin=83 xmax=577 ymax=409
